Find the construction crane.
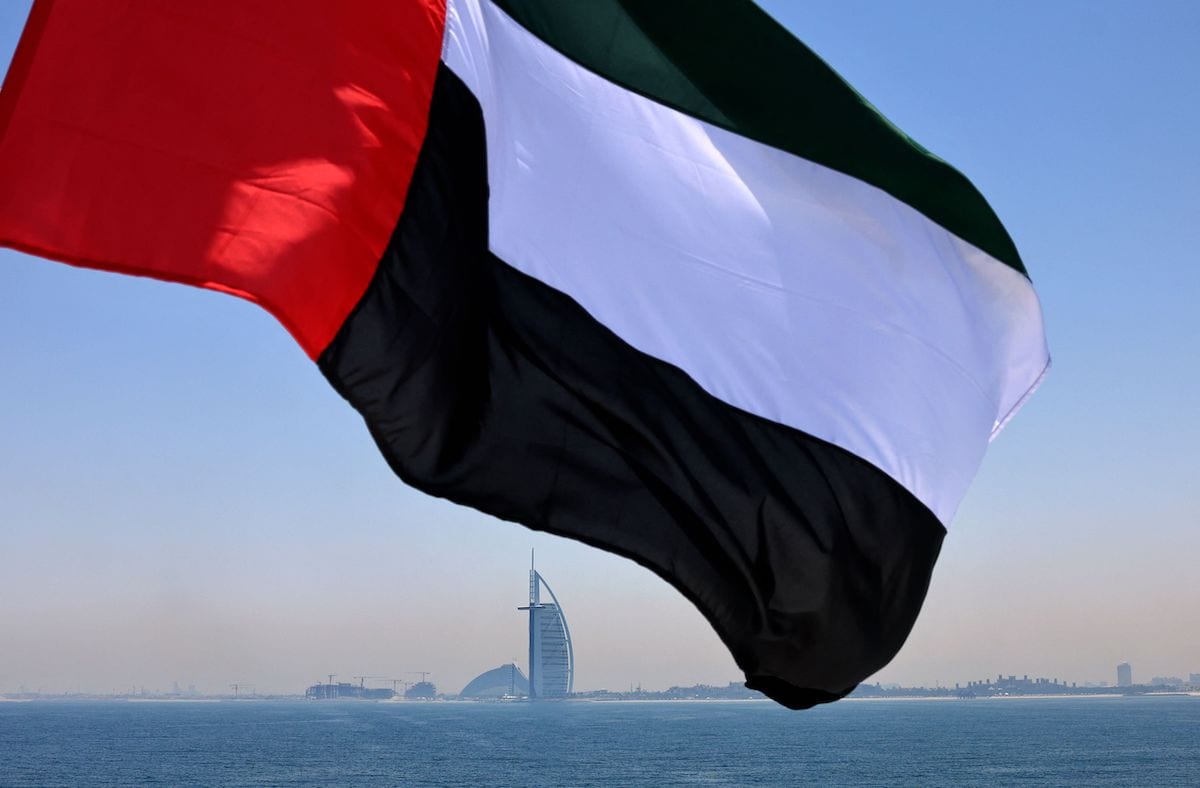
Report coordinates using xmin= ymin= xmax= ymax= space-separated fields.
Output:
xmin=376 ymin=678 xmax=412 ymax=695
xmin=408 ymin=671 xmax=431 ymax=683
xmin=353 ymin=675 xmax=391 ymax=689
xmin=229 ymin=683 xmax=254 ymax=698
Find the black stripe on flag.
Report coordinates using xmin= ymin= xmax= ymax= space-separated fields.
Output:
xmin=317 ymin=63 xmax=946 ymax=709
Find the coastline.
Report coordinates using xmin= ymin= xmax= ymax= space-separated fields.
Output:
xmin=846 ymin=692 xmax=1199 ymax=702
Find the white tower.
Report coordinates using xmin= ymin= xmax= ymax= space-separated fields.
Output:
xmin=517 ymin=550 xmax=574 ymax=698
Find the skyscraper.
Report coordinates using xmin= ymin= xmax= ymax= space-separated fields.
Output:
xmin=518 ymin=552 xmax=574 ymax=698
xmin=1117 ymin=662 xmax=1132 ymax=687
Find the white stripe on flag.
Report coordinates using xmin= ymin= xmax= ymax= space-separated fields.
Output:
xmin=442 ymin=0 xmax=1048 ymax=524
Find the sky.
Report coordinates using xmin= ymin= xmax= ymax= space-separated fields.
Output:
xmin=1 ymin=1 xmax=1198 ymax=696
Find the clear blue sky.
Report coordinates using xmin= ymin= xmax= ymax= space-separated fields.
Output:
xmin=1 ymin=1 xmax=1197 ymax=695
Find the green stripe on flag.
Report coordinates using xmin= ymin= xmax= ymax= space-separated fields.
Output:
xmin=493 ymin=0 xmax=1026 ymax=276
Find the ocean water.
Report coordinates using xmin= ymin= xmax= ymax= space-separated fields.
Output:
xmin=1 ymin=696 xmax=1197 ymax=786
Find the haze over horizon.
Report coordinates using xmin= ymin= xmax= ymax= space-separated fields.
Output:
xmin=2 ymin=0 xmax=1197 ymax=698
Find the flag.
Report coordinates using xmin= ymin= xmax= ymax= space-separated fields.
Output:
xmin=0 ymin=0 xmax=1048 ymax=708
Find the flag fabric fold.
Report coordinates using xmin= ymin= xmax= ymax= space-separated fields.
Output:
xmin=0 ymin=0 xmax=1048 ymax=708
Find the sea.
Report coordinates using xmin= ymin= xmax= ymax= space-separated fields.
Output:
xmin=2 ymin=696 xmax=1198 ymax=786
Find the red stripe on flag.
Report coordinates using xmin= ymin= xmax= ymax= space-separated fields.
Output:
xmin=0 ymin=0 xmax=447 ymax=358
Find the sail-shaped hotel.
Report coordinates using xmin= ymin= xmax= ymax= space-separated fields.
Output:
xmin=517 ymin=554 xmax=574 ymax=698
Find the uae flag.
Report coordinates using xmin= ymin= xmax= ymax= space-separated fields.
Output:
xmin=0 ymin=0 xmax=1047 ymax=708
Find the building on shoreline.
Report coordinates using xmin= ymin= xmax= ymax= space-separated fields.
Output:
xmin=517 ymin=552 xmax=574 ymax=699
xmin=460 ymin=663 xmax=529 ymax=699
xmin=304 ymin=682 xmax=394 ymax=700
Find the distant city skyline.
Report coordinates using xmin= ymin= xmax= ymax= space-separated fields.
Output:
xmin=2 ymin=0 xmax=1198 ymax=697
xmin=6 ymin=663 xmax=1199 ymax=700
